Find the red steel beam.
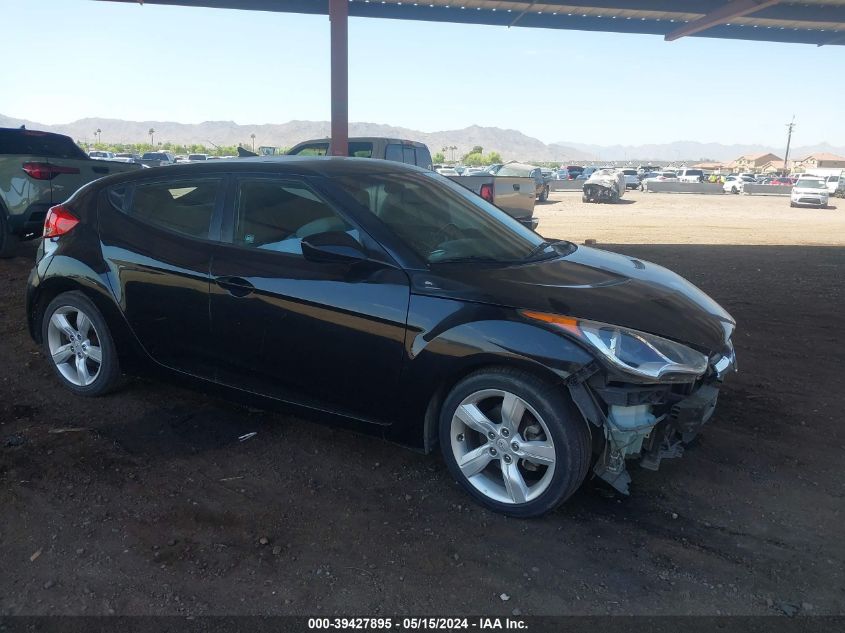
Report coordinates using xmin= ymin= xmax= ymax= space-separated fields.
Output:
xmin=664 ymin=0 xmax=779 ymax=41
xmin=328 ymin=0 xmax=348 ymax=156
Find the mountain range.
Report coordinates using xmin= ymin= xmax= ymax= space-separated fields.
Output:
xmin=2 ymin=113 xmax=842 ymax=163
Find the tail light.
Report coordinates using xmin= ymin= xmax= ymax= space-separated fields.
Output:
xmin=43 ymin=204 xmax=79 ymax=238
xmin=22 ymin=162 xmax=80 ymax=180
xmin=479 ymin=183 xmax=495 ymax=204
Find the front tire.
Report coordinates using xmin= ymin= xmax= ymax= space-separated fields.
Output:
xmin=41 ymin=291 xmax=122 ymax=396
xmin=439 ymin=367 xmax=591 ymax=518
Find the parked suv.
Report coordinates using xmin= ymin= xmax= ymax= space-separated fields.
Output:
xmin=0 ymin=127 xmax=140 ymax=257
xmin=287 ymin=137 xmax=433 ymax=170
xmin=26 ymin=157 xmax=736 ymax=517
xmin=678 ymin=169 xmax=704 ymax=183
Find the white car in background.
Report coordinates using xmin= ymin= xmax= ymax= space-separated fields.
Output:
xmin=88 ymin=150 xmax=115 ymax=160
xmin=723 ymin=174 xmax=756 ymax=194
xmin=620 ymin=169 xmax=640 ymax=189
xmin=436 ymin=167 xmax=459 ymax=176
xmin=790 ymin=177 xmax=830 ymax=208
xmin=678 ymin=168 xmax=705 ymax=183
xmin=640 ymin=171 xmax=678 ymax=191
xmin=824 ymin=173 xmax=843 ymax=195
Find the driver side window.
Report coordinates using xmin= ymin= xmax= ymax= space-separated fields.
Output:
xmin=234 ymin=179 xmax=357 ymax=256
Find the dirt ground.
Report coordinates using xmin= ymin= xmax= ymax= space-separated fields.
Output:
xmin=536 ymin=189 xmax=845 ymax=245
xmin=1 ymin=193 xmax=844 ymax=616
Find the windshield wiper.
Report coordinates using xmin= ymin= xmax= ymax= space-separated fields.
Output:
xmin=522 ymin=241 xmax=554 ymax=261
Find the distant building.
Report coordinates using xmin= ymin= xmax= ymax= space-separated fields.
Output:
xmin=729 ymin=152 xmax=783 ymax=173
xmin=759 ymin=159 xmax=794 ymax=174
xmin=793 ymin=152 xmax=845 ymax=171
xmin=691 ymin=161 xmax=726 ymax=171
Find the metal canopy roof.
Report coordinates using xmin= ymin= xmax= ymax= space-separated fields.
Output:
xmin=106 ymin=0 xmax=845 ymax=46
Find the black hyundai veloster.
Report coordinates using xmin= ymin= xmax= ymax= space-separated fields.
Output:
xmin=26 ymin=158 xmax=736 ymax=517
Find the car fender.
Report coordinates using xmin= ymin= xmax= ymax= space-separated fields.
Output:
xmin=27 ymin=253 xmax=148 ymax=372
xmin=392 ymin=294 xmax=596 ymax=451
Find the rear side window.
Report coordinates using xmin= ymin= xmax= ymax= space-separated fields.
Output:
xmin=385 ymin=144 xmax=403 ymax=163
xmin=0 ymin=129 xmax=88 ymax=159
xmin=234 ymin=179 xmax=356 ymax=255
xmin=416 ymin=146 xmax=432 ymax=170
xmin=123 ymin=178 xmax=221 ymax=239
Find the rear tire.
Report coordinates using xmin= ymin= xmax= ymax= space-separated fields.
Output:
xmin=0 ymin=212 xmax=20 ymax=259
xmin=439 ymin=367 xmax=591 ymax=518
xmin=41 ymin=291 xmax=123 ymax=397
xmin=539 ymin=186 xmax=549 ymax=203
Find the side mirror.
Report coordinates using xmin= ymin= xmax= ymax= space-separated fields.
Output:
xmin=301 ymin=231 xmax=367 ymax=264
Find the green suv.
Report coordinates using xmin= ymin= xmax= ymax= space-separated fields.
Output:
xmin=0 ymin=127 xmax=141 ymax=257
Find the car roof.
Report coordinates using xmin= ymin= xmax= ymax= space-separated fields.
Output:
xmin=94 ymin=156 xmax=430 ymax=186
xmin=289 ymin=137 xmax=428 ymax=149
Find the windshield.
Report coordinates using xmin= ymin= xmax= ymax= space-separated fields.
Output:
xmin=622 ymin=169 xmax=637 ymax=176
xmin=142 ymin=152 xmax=167 ymax=159
xmin=795 ymin=179 xmax=826 ymax=189
xmin=188 ymin=154 xmax=206 ymax=161
xmin=333 ymin=171 xmax=548 ymax=264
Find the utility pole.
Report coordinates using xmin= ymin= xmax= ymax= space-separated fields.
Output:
xmin=784 ymin=116 xmax=796 ymax=172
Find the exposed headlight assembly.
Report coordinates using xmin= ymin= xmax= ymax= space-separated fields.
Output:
xmin=522 ymin=310 xmax=708 ymax=382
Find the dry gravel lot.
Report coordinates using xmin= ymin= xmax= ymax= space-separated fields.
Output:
xmin=1 ymin=191 xmax=843 ymax=617
xmin=536 ymin=189 xmax=845 ymax=245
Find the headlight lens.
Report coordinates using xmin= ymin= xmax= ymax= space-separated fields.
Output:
xmin=522 ymin=310 xmax=709 ymax=382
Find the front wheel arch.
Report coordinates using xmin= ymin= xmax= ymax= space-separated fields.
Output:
xmin=438 ymin=365 xmax=593 ymax=516
xmin=422 ymin=359 xmax=584 ymax=454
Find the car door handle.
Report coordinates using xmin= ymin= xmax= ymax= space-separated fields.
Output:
xmin=215 ymin=276 xmax=255 ymax=298
xmin=92 ymin=166 xmax=109 ymax=174
xmin=513 ymin=184 xmax=520 ymax=191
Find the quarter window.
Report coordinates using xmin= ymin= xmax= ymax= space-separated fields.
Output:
xmin=126 ymin=178 xmax=221 ymax=239
xmin=234 ymin=179 xmax=356 ymax=255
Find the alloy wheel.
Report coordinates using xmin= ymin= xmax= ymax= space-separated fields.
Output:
xmin=46 ymin=306 xmax=103 ymax=387
xmin=450 ymin=389 xmax=556 ymax=504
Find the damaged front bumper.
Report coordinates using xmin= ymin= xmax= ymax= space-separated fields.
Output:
xmin=568 ymin=346 xmax=736 ymax=494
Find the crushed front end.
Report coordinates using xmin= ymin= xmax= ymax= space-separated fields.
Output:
xmin=567 ymin=341 xmax=737 ymax=495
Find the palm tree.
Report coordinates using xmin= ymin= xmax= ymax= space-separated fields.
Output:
xmin=250 ymin=133 xmax=256 ymax=152
xmin=95 ymin=128 xmax=101 ymax=144
xmin=148 ymin=128 xmax=155 ymax=146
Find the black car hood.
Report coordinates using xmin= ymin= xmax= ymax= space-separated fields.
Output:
xmin=412 ymin=245 xmax=734 ymax=353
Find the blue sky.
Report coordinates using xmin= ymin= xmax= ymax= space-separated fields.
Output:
xmin=1 ymin=0 xmax=843 ymax=146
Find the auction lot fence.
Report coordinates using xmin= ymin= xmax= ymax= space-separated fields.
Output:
xmin=551 ymin=181 xmax=795 ymax=196
xmin=743 ymin=184 xmax=793 ymax=196
xmin=645 ymin=182 xmax=724 ymax=194
xmin=551 ymin=180 xmax=584 ymax=191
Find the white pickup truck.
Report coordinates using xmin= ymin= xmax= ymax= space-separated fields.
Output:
xmin=448 ymin=171 xmax=538 ymax=230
